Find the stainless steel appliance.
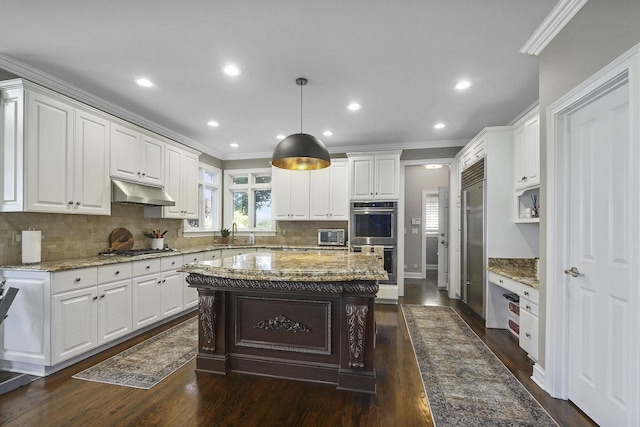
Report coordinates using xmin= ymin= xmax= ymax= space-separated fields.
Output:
xmin=351 ymin=244 xmax=397 ymax=284
xmin=350 ymin=201 xmax=398 ymax=284
xmin=460 ymin=160 xmax=485 ymax=318
xmin=350 ymin=201 xmax=397 ymax=245
xmin=317 ymin=229 xmax=345 ymax=246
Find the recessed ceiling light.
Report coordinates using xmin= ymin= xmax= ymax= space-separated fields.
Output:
xmin=347 ymin=102 xmax=361 ymax=111
xmin=424 ymin=164 xmax=443 ymax=169
xmin=229 ymin=143 xmax=239 ymax=148
xmin=323 ymin=130 xmax=333 ymax=136
xmin=207 ymin=121 xmax=220 ymax=127
xmin=434 ymin=122 xmax=446 ymax=129
xmin=135 ymin=78 xmax=154 ymax=87
xmin=454 ymin=80 xmax=472 ymax=90
xmin=276 ymin=134 xmax=286 ymax=140
xmin=223 ymin=64 xmax=241 ymax=76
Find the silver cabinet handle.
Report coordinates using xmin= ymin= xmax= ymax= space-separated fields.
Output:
xmin=525 ymin=333 xmax=531 ymax=338
xmin=564 ymin=266 xmax=580 ymax=277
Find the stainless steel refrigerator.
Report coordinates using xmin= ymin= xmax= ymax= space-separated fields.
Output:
xmin=460 ymin=161 xmax=485 ymax=318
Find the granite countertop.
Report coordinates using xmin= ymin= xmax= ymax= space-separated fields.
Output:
xmin=179 ymin=251 xmax=388 ymax=282
xmin=487 ymin=257 xmax=539 ymax=289
xmin=0 ymin=245 xmax=349 ymax=272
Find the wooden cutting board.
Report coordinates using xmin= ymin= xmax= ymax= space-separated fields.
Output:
xmin=108 ymin=227 xmax=134 ymax=252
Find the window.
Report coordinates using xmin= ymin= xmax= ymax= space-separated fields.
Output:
xmin=185 ymin=164 xmax=221 ymax=233
xmin=424 ymin=193 xmax=439 ymax=234
xmin=224 ymin=168 xmax=273 ymax=231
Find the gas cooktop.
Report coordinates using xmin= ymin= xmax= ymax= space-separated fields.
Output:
xmin=99 ymin=248 xmax=174 ymax=257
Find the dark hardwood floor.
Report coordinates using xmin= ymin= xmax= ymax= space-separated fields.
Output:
xmin=0 ymin=274 xmax=596 ymax=426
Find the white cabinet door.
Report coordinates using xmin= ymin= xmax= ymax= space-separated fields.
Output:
xmin=523 ymin=116 xmax=540 ymax=187
xmin=132 ymin=274 xmax=162 ymax=329
xmin=183 ymin=252 xmax=204 ymax=309
xmin=25 ymin=91 xmax=74 ymax=213
xmin=350 ymin=157 xmax=374 ymax=200
xmin=519 ymin=308 xmax=539 ymax=361
xmin=375 ymin=155 xmax=399 ymax=199
xmin=52 ymin=287 xmax=98 ymax=364
xmin=0 ymin=85 xmax=24 ymax=212
xmin=73 ymin=108 xmax=110 ymax=215
xmin=163 ymin=144 xmax=183 ymax=218
xmin=97 ymin=279 xmax=132 ymax=345
xmin=110 ymin=123 xmax=141 ymax=182
xmin=160 ymin=270 xmax=183 ymax=318
xmin=139 ymin=134 xmax=164 ymax=186
xmin=349 ymin=154 xmax=400 ymax=200
xmin=309 ymin=167 xmax=330 ymax=220
xmin=309 ymin=161 xmax=349 ymax=220
xmin=514 ymin=116 xmax=540 ymax=191
xmin=272 ymin=167 xmax=309 ymax=220
xmin=181 ymin=151 xmax=199 ymax=218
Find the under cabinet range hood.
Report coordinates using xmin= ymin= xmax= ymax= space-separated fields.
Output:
xmin=111 ymin=180 xmax=175 ymax=206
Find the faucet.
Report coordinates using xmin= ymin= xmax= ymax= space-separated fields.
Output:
xmin=231 ymin=222 xmax=237 ymax=244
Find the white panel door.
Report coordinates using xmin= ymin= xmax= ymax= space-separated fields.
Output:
xmin=181 ymin=151 xmax=199 ymax=219
xmin=26 ymin=91 xmax=74 ymax=212
xmin=375 ymin=155 xmax=399 ymax=199
xmin=74 ymin=109 xmax=110 ymax=215
xmin=110 ymin=123 xmax=140 ymax=181
xmin=328 ymin=160 xmax=349 ymax=220
xmin=309 ymin=167 xmax=330 ymax=220
xmin=52 ymin=287 xmax=98 ymax=364
xmin=160 ymin=270 xmax=183 ymax=318
xmin=139 ymin=134 xmax=164 ymax=186
xmin=132 ymin=274 xmax=161 ymax=329
xmin=567 ymin=80 xmax=633 ymax=426
xmin=97 ymin=279 xmax=132 ymax=345
xmin=350 ymin=157 xmax=374 ymax=199
xmin=437 ymin=186 xmax=449 ymax=288
xmin=163 ymin=145 xmax=183 ymax=218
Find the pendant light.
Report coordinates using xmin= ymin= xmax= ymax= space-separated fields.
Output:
xmin=271 ymin=77 xmax=331 ymax=170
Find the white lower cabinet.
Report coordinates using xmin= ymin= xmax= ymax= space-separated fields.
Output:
xmin=52 ymin=286 xmax=98 ymax=364
xmin=0 ymin=253 xmax=194 ymax=376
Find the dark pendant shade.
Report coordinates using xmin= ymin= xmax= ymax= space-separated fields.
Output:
xmin=271 ymin=133 xmax=331 ymax=170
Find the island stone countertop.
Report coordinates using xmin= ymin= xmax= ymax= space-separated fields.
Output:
xmin=487 ymin=257 xmax=539 ymax=288
xmin=179 ymin=250 xmax=388 ymax=282
xmin=0 ymin=245 xmax=348 ymax=273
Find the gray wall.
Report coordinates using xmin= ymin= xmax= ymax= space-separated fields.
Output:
xmin=538 ymin=0 xmax=640 ymax=368
xmin=404 ymin=165 xmax=450 ymax=275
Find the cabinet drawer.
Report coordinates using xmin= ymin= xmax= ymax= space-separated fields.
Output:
xmin=161 ymin=255 xmax=184 ymax=272
xmin=98 ymin=263 xmax=132 ymax=283
xmin=203 ymin=250 xmax=220 ymax=261
xmin=132 ymin=258 xmax=161 ymax=276
xmin=520 ymin=299 xmax=539 ymax=317
xmin=51 ymin=267 xmax=98 ymax=294
xmin=488 ymin=272 xmax=539 ymax=305
xmin=185 ymin=252 xmax=205 ymax=264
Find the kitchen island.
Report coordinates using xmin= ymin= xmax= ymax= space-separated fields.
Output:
xmin=180 ymin=250 xmax=387 ymax=394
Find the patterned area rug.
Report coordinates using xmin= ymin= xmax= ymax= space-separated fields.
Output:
xmin=401 ymin=305 xmax=557 ymax=427
xmin=73 ymin=317 xmax=198 ymax=389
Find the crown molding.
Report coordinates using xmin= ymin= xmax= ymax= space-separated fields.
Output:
xmin=0 ymin=53 xmax=224 ymax=159
xmin=520 ymin=0 xmax=588 ymax=56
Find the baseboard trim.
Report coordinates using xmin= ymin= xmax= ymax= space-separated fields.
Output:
xmin=404 ymin=272 xmax=423 ymax=279
xmin=531 ymin=363 xmax=546 ymax=391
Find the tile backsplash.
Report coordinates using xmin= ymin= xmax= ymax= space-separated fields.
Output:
xmin=0 ymin=205 xmax=347 ymax=264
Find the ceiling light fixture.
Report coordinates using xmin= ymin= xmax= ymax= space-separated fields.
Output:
xmin=347 ymin=102 xmax=361 ymax=111
xmin=454 ymin=80 xmax=472 ymax=90
xmin=276 ymin=134 xmax=286 ymax=140
xmin=230 ymin=143 xmax=239 ymax=148
xmin=434 ymin=122 xmax=446 ymax=129
xmin=207 ymin=120 xmax=220 ymax=127
xmin=271 ymin=77 xmax=331 ymax=171
xmin=323 ymin=130 xmax=333 ymax=136
xmin=136 ymin=78 xmax=154 ymax=87
xmin=223 ymin=64 xmax=241 ymax=76
xmin=424 ymin=164 xmax=443 ymax=169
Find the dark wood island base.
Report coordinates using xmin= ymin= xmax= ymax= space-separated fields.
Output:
xmin=186 ymin=274 xmax=378 ymax=394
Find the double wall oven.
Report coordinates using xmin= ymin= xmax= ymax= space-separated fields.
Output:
xmin=350 ymin=201 xmax=397 ymax=284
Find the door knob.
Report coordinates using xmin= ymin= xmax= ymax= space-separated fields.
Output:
xmin=564 ymin=266 xmax=580 ymax=277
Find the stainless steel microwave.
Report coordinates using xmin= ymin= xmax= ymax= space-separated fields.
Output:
xmin=318 ymin=229 xmax=345 ymax=246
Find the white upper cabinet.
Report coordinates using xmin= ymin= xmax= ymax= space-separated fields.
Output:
xmin=0 ymin=80 xmax=111 ymax=215
xmin=145 ymin=144 xmax=198 ymax=219
xmin=309 ymin=160 xmax=349 ymax=220
xmin=347 ymin=151 xmax=401 ymax=200
xmin=460 ymin=136 xmax=486 ymax=171
xmin=110 ymin=123 xmax=164 ymax=187
xmin=272 ymin=167 xmax=310 ymax=220
xmin=513 ymin=112 xmax=540 ymax=192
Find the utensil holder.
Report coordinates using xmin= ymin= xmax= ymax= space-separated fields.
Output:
xmin=151 ymin=238 xmax=164 ymax=250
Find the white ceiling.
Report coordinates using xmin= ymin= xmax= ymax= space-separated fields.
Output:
xmin=0 ymin=0 xmax=557 ymax=160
